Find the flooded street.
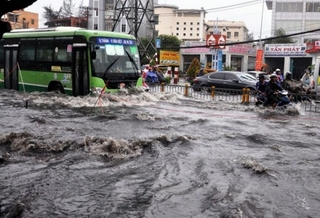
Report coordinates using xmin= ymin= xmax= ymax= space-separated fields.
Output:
xmin=1 ymin=89 xmax=320 ymax=218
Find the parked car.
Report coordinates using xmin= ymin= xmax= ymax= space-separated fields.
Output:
xmin=192 ymin=71 xmax=257 ymax=92
xmin=247 ymin=71 xmax=270 ymax=81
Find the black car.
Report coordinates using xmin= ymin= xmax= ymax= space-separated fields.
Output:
xmin=192 ymin=71 xmax=257 ymax=91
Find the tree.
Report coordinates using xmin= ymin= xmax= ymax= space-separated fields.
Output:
xmin=0 ymin=0 xmax=37 ymax=38
xmin=157 ymin=34 xmax=181 ymax=51
xmin=61 ymin=0 xmax=76 ymax=17
xmin=186 ymin=58 xmax=201 ymax=80
xmin=265 ymin=28 xmax=295 ymax=44
xmin=43 ymin=5 xmax=62 ymax=21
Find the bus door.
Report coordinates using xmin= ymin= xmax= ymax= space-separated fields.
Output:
xmin=72 ymin=43 xmax=89 ymax=96
xmin=3 ymin=44 xmax=19 ymax=90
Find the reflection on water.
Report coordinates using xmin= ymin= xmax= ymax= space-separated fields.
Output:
xmin=1 ymin=89 xmax=320 ymax=217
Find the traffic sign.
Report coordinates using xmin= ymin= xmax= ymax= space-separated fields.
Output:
xmin=206 ymin=34 xmax=227 ymax=49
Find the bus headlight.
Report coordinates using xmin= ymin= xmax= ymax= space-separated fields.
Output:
xmin=92 ymin=87 xmax=104 ymax=95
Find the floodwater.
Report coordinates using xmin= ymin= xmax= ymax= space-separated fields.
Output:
xmin=1 ymin=88 xmax=320 ymax=218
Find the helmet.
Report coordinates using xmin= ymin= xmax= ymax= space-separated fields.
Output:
xmin=286 ymin=71 xmax=292 ymax=79
xmin=270 ymin=73 xmax=277 ymax=78
xmin=276 ymin=68 xmax=281 ymax=72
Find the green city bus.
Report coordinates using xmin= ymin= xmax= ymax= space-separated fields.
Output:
xmin=0 ymin=27 xmax=143 ymax=96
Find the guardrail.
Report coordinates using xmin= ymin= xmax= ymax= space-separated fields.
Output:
xmin=148 ymin=83 xmax=256 ymax=103
xmin=148 ymin=83 xmax=320 ymax=112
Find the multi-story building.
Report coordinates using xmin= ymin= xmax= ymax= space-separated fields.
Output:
xmin=154 ymin=4 xmax=253 ymax=72
xmin=154 ymin=4 xmax=249 ymax=43
xmin=88 ymin=0 xmax=157 ymax=39
xmin=205 ymin=20 xmax=249 ymax=42
xmin=266 ymin=0 xmax=319 ymax=43
xmin=154 ymin=4 xmax=206 ymax=41
xmin=1 ymin=9 xmax=38 ymax=30
xmin=45 ymin=17 xmax=87 ymax=28
xmin=265 ymin=0 xmax=320 ymax=78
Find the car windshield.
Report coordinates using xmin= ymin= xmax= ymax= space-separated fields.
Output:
xmin=238 ymin=73 xmax=257 ymax=81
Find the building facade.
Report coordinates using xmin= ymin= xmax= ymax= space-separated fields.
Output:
xmin=1 ymin=10 xmax=38 ymax=30
xmin=154 ymin=4 xmax=253 ymax=72
xmin=154 ymin=4 xmax=206 ymax=41
xmin=265 ymin=0 xmax=320 ymax=78
xmin=88 ymin=0 xmax=157 ymax=39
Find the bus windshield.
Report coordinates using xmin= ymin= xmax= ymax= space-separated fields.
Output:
xmin=90 ymin=37 xmax=141 ymax=78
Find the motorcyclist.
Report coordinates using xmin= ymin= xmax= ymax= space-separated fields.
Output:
xmin=283 ymin=71 xmax=310 ymax=102
xmin=255 ymin=74 xmax=268 ymax=106
xmin=264 ymin=73 xmax=290 ymax=108
xmin=145 ymin=67 xmax=159 ymax=84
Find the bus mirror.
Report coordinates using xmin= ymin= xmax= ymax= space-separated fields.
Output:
xmin=91 ymin=51 xmax=96 ymax=60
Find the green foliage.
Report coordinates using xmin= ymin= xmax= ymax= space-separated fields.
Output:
xmin=157 ymin=34 xmax=181 ymax=51
xmin=164 ymin=77 xmax=171 ymax=84
xmin=265 ymin=28 xmax=295 ymax=44
xmin=186 ymin=58 xmax=201 ymax=79
xmin=224 ymin=65 xmax=233 ymax=71
xmin=139 ymin=37 xmax=156 ymax=65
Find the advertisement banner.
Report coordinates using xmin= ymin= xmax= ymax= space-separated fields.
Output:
xmin=159 ymin=50 xmax=180 ymax=66
xmin=255 ymin=49 xmax=263 ymax=71
xmin=264 ymin=44 xmax=307 ymax=56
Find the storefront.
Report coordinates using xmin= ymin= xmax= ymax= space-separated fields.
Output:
xmin=180 ymin=41 xmax=256 ymax=72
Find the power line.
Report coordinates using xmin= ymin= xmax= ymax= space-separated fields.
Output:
xmin=173 ymin=28 xmax=320 ymax=49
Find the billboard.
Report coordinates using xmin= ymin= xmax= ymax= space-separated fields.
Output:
xmin=159 ymin=50 xmax=180 ymax=66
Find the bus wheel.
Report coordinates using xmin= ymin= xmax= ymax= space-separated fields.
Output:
xmin=48 ymin=82 xmax=65 ymax=94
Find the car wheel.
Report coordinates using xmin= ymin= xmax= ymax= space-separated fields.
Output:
xmin=200 ymin=85 xmax=211 ymax=93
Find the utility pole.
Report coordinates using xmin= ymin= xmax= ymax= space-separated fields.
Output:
xmin=113 ymin=0 xmax=157 ymax=58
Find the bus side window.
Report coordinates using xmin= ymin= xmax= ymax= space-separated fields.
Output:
xmin=36 ymin=39 xmax=53 ymax=62
xmin=20 ymin=47 xmax=35 ymax=61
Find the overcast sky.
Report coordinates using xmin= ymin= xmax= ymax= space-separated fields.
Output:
xmin=26 ymin=0 xmax=272 ymax=39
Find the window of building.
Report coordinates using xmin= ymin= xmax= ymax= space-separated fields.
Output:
xmin=184 ymin=22 xmax=186 ymax=25
xmin=306 ymin=2 xmax=320 ymax=12
xmin=183 ymin=27 xmax=186 ymax=30
xmin=94 ymin=24 xmax=98 ymax=30
xmin=121 ymin=24 xmax=126 ymax=32
xmin=197 ymin=22 xmax=200 ymax=25
xmin=94 ymin=0 xmax=99 ymax=16
xmin=234 ymin=32 xmax=239 ymax=38
xmin=227 ymin=32 xmax=231 ymax=39
xmin=190 ymin=27 xmax=193 ymax=31
xmin=276 ymin=2 xmax=303 ymax=12
xmin=183 ymin=33 xmax=186 ymax=36
xmin=190 ymin=22 xmax=193 ymax=25
xmin=176 ymin=33 xmax=179 ymax=36
xmin=197 ymin=28 xmax=199 ymax=31
xmin=190 ymin=33 xmax=193 ymax=36
xmin=176 ymin=22 xmax=179 ymax=25
xmin=176 ymin=27 xmax=179 ymax=30
xmin=31 ymin=19 xmax=34 ymax=25
xmin=154 ymin=15 xmax=159 ymax=25
xmin=197 ymin=33 xmax=199 ymax=36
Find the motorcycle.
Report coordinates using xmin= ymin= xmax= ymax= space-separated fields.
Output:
xmin=262 ymin=90 xmax=292 ymax=108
